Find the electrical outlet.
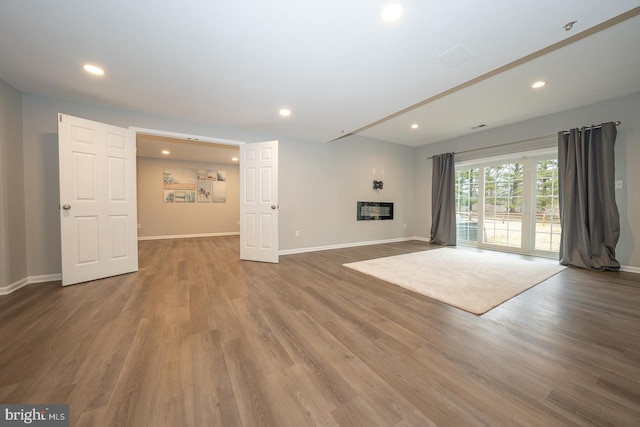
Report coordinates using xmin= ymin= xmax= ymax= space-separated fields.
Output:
xmin=295 ymin=230 xmax=300 ymax=238
xmin=615 ymin=180 xmax=623 ymax=190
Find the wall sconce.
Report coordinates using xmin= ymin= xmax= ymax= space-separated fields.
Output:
xmin=373 ymin=180 xmax=383 ymax=190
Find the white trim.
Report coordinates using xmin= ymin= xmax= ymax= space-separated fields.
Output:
xmin=138 ymin=232 xmax=240 ymax=241
xmin=29 ymin=273 xmax=62 ymax=283
xmin=0 ymin=278 xmax=28 ymax=295
xmin=130 ymin=127 xmax=245 ymax=147
xmin=455 ymin=147 xmax=556 ymax=168
xmin=279 ymin=237 xmax=418 ymax=256
xmin=621 ymin=265 xmax=640 ymax=274
xmin=0 ymin=274 xmax=62 ymax=295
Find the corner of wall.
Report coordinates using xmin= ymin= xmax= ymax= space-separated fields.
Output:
xmin=0 ymin=78 xmax=27 ymax=288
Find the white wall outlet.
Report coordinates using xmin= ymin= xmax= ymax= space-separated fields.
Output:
xmin=295 ymin=230 xmax=300 ymax=238
xmin=615 ymin=180 xmax=623 ymax=190
xmin=372 ymin=168 xmax=376 ymax=174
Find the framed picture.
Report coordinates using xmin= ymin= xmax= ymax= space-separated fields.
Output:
xmin=164 ymin=167 xmax=196 ymax=202
xmin=197 ymin=180 xmax=213 ymax=202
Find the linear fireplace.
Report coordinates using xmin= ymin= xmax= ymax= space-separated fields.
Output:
xmin=357 ymin=202 xmax=394 ymax=221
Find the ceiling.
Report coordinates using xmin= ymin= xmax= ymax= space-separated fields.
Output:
xmin=136 ymin=134 xmax=239 ymax=164
xmin=2 ymin=1 xmax=640 ymax=151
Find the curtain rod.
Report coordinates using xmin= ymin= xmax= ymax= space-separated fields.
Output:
xmin=560 ymin=120 xmax=621 ymax=134
xmin=427 ymin=121 xmax=620 ymax=160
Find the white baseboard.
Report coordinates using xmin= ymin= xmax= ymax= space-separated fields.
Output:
xmin=0 ymin=278 xmax=28 ymax=296
xmin=29 ymin=273 xmax=62 ymax=283
xmin=138 ymin=231 xmax=240 ymax=241
xmin=0 ymin=273 xmax=61 ymax=296
xmin=621 ymin=265 xmax=640 ymax=274
xmin=279 ymin=236 xmax=419 ymax=256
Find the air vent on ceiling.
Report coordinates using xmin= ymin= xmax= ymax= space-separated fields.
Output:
xmin=437 ymin=44 xmax=476 ymax=68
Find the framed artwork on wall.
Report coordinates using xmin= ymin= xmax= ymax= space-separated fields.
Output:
xmin=197 ymin=180 xmax=212 ymax=202
xmin=163 ymin=167 xmax=196 ymax=203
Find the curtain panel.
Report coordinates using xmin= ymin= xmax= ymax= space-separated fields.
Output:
xmin=430 ymin=152 xmax=456 ymax=246
xmin=558 ymin=122 xmax=620 ymax=270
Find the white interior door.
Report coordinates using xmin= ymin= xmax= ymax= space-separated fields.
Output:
xmin=58 ymin=113 xmax=138 ymax=286
xmin=240 ymin=140 xmax=279 ymax=263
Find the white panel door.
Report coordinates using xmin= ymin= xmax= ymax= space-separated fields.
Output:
xmin=58 ymin=113 xmax=138 ymax=285
xmin=240 ymin=140 xmax=279 ymax=263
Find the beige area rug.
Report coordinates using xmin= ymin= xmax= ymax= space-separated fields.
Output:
xmin=343 ymin=248 xmax=566 ymax=315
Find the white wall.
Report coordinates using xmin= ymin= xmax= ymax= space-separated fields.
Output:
xmin=0 ymin=79 xmax=26 ymax=288
xmin=279 ymin=135 xmax=416 ymax=251
xmin=137 ymin=157 xmax=239 ymax=238
xmin=416 ymin=91 xmax=640 ymax=269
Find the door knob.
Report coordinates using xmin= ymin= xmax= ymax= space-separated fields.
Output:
xmin=271 ymin=204 xmax=278 ymax=210
xmin=62 ymin=204 xmax=71 ymax=210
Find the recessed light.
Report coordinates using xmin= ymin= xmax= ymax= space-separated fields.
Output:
xmin=83 ymin=64 xmax=105 ymax=76
xmin=381 ymin=3 xmax=403 ymax=22
xmin=411 ymin=124 xmax=419 ymax=129
xmin=232 ymin=157 xmax=239 ymax=162
xmin=279 ymin=108 xmax=291 ymax=117
xmin=161 ymin=150 xmax=170 ymax=155
xmin=531 ymin=81 xmax=546 ymax=89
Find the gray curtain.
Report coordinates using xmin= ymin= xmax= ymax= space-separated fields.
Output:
xmin=558 ymin=122 xmax=620 ymax=270
xmin=430 ymin=152 xmax=456 ymax=245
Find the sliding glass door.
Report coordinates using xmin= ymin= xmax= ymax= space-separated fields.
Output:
xmin=455 ymin=152 xmax=559 ymax=256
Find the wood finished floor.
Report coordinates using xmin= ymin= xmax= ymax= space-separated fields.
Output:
xmin=1 ymin=236 xmax=640 ymax=426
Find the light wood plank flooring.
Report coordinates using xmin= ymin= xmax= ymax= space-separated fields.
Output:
xmin=1 ymin=237 xmax=640 ymax=426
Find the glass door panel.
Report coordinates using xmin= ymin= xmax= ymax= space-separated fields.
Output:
xmin=455 ymin=168 xmax=479 ymax=243
xmin=483 ymin=163 xmax=524 ymax=249
xmin=534 ymin=159 xmax=561 ymax=253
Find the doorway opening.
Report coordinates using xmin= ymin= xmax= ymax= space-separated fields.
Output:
xmin=134 ymin=130 xmax=241 ymax=241
xmin=132 ymin=128 xmax=281 ymax=264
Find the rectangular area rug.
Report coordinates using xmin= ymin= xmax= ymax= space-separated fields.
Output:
xmin=343 ymin=248 xmax=566 ymax=315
